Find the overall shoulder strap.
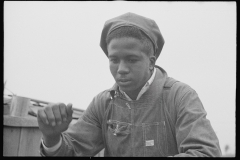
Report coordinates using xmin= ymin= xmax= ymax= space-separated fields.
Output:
xmin=162 ymin=77 xmax=179 ymax=138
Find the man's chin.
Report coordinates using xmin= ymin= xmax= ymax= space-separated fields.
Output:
xmin=118 ymin=85 xmax=136 ymax=94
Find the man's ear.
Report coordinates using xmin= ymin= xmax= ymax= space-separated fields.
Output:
xmin=149 ymin=55 xmax=156 ymax=70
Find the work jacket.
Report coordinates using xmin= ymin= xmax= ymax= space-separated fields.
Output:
xmin=40 ymin=66 xmax=222 ymax=157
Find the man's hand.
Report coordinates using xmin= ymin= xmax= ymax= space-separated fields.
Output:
xmin=37 ymin=103 xmax=73 ymax=147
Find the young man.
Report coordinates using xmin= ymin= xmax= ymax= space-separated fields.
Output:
xmin=37 ymin=12 xmax=222 ymax=157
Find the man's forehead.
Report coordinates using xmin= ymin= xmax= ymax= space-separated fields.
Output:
xmin=107 ymin=38 xmax=144 ymax=57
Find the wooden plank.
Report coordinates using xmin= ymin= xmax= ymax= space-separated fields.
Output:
xmin=29 ymin=105 xmax=84 ymax=120
xmin=10 ymin=96 xmax=30 ymax=117
xmin=4 ymin=115 xmax=38 ymax=127
xmin=4 ymin=115 xmax=78 ymax=127
xmin=18 ymin=128 xmax=42 ymax=156
xmin=4 ymin=104 xmax=10 ymax=115
xmin=29 ymin=97 xmax=85 ymax=113
xmin=30 ymin=98 xmax=52 ymax=105
xmin=3 ymin=126 xmax=21 ymax=156
xmin=7 ymin=95 xmax=85 ymax=113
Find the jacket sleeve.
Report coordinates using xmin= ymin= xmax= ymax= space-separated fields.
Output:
xmin=173 ymin=85 xmax=222 ymax=157
xmin=39 ymin=94 xmax=105 ymax=156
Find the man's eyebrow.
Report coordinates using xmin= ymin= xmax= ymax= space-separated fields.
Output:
xmin=126 ymin=55 xmax=140 ymax=58
xmin=108 ymin=55 xmax=117 ymax=58
xmin=108 ymin=54 xmax=141 ymax=59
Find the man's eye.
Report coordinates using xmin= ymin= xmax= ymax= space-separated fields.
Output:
xmin=128 ymin=59 xmax=137 ymax=63
xmin=110 ymin=59 xmax=118 ymax=63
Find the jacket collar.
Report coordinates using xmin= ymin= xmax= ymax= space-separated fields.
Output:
xmin=108 ymin=65 xmax=168 ymax=100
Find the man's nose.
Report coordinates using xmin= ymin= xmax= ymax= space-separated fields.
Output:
xmin=117 ymin=61 xmax=129 ymax=75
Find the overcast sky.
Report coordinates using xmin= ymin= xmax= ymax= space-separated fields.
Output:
xmin=4 ymin=1 xmax=236 ymax=155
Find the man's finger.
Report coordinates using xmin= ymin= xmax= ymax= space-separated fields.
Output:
xmin=37 ymin=109 xmax=49 ymax=125
xmin=59 ymin=103 xmax=68 ymax=122
xmin=66 ymin=103 xmax=73 ymax=121
xmin=44 ymin=105 xmax=56 ymax=127
xmin=52 ymin=104 xmax=63 ymax=126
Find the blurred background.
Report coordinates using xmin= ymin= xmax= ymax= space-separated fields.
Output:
xmin=4 ymin=1 xmax=235 ymax=156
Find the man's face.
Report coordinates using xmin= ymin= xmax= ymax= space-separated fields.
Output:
xmin=107 ymin=37 xmax=153 ymax=96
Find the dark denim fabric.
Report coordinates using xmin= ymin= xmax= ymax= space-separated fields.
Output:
xmin=39 ymin=66 xmax=222 ymax=157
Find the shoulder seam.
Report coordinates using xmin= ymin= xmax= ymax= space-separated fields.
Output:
xmin=164 ymin=77 xmax=179 ymax=89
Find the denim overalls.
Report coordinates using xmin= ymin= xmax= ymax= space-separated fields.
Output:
xmin=40 ymin=66 xmax=222 ymax=157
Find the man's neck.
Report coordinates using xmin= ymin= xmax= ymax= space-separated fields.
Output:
xmin=123 ymin=87 xmax=142 ymax=101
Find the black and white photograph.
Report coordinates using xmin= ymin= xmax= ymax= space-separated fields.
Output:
xmin=3 ymin=1 xmax=235 ymax=157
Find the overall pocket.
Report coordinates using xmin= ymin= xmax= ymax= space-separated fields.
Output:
xmin=143 ymin=121 xmax=167 ymax=157
xmin=107 ymin=119 xmax=131 ymax=135
xmin=106 ymin=119 xmax=132 ymax=156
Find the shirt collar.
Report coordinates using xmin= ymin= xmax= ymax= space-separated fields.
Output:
xmin=146 ymin=67 xmax=156 ymax=87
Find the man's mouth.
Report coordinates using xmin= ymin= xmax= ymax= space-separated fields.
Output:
xmin=119 ymin=79 xmax=130 ymax=82
xmin=117 ymin=79 xmax=131 ymax=85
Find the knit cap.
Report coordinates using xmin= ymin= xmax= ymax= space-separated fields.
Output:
xmin=100 ymin=12 xmax=164 ymax=59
